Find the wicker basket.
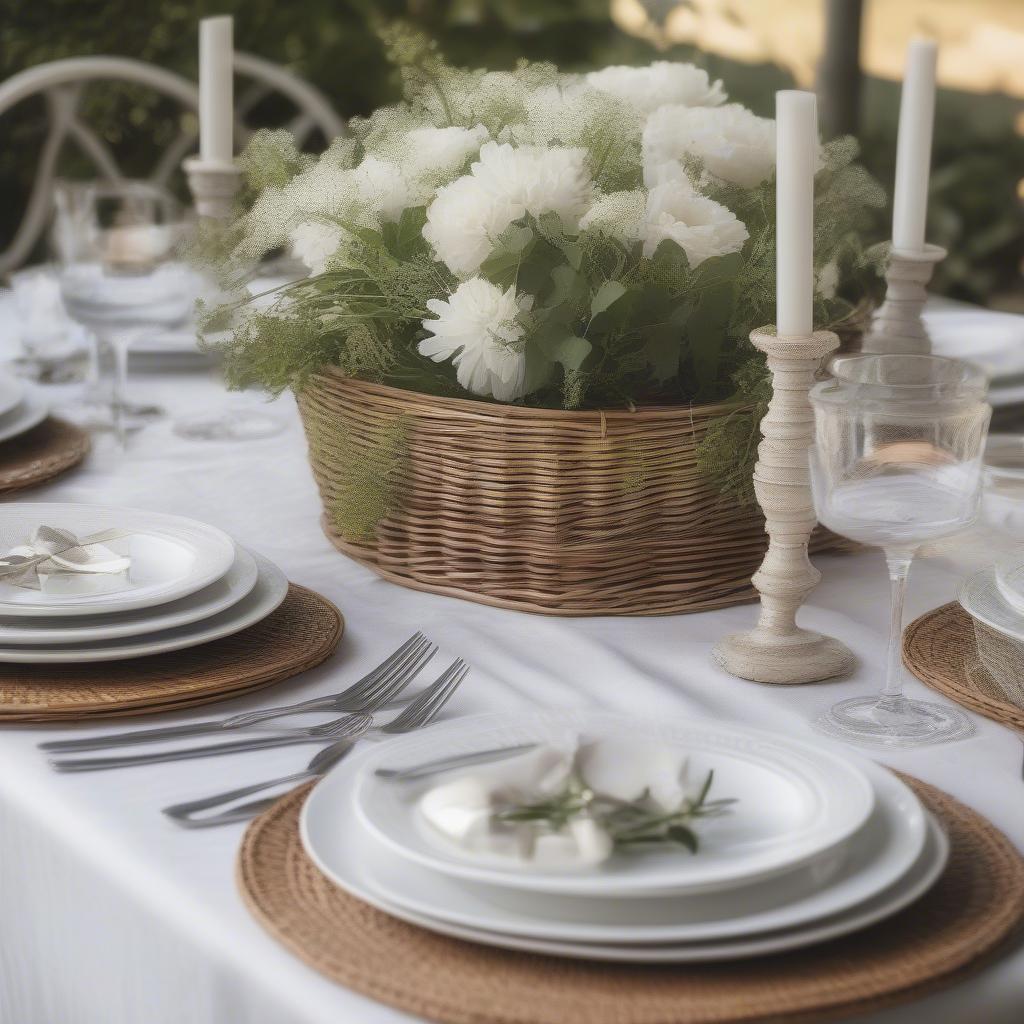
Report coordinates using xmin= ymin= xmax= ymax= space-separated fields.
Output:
xmin=297 ymin=370 xmax=848 ymax=616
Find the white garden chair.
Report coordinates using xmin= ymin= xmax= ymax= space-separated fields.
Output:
xmin=0 ymin=53 xmax=345 ymax=275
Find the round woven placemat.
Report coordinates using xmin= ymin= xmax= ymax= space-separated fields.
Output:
xmin=0 ymin=417 xmax=90 ymax=496
xmin=238 ymin=775 xmax=1024 ymax=1024
xmin=903 ymin=602 xmax=1024 ymax=732
xmin=0 ymin=583 xmax=343 ymax=722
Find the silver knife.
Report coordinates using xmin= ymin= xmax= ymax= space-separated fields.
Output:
xmin=374 ymin=743 xmax=538 ymax=782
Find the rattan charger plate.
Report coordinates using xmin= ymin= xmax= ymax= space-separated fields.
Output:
xmin=238 ymin=775 xmax=1024 ymax=1024
xmin=0 ymin=583 xmax=344 ymax=722
xmin=903 ymin=602 xmax=1024 ymax=732
xmin=0 ymin=417 xmax=89 ymax=496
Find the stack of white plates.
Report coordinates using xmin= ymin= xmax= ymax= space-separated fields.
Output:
xmin=0 ymin=503 xmax=288 ymax=663
xmin=925 ymin=302 xmax=1024 ymax=408
xmin=0 ymin=371 xmax=48 ymax=445
xmin=959 ymin=556 xmax=1024 ymax=704
xmin=300 ymin=711 xmax=948 ymax=963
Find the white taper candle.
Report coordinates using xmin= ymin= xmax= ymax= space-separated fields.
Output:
xmin=892 ymin=38 xmax=938 ymax=253
xmin=199 ymin=16 xmax=234 ymax=164
xmin=775 ymin=90 xmax=817 ymax=338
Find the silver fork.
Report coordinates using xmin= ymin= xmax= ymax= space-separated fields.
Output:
xmin=161 ymin=660 xmax=472 ymax=827
xmin=48 ymin=712 xmax=374 ymax=773
xmin=40 ymin=632 xmax=436 ymax=754
xmin=49 ymin=659 xmax=470 ymax=773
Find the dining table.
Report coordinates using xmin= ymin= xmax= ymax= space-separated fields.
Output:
xmin=0 ymin=321 xmax=1023 ymax=1024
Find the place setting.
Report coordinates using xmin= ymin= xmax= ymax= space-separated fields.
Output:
xmin=0 ymin=362 xmax=89 ymax=496
xmin=233 ymin=709 xmax=1024 ymax=1024
xmin=0 ymin=501 xmax=343 ymax=721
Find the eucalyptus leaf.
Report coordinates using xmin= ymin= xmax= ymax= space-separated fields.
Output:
xmin=591 ymin=280 xmax=627 ymax=318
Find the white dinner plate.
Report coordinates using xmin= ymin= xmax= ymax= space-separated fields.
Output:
xmin=994 ymin=554 xmax=1024 ymax=616
xmin=0 ymin=386 xmax=49 ymax=444
xmin=354 ymin=818 xmax=947 ymax=962
xmin=0 ymin=371 xmax=25 ymax=420
xmin=0 ymin=551 xmax=286 ymax=662
xmin=0 ymin=546 xmax=259 ymax=644
xmin=304 ymin=751 xmax=926 ymax=945
xmin=0 ymin=503 xmax=236 ymax=616
xmin=350 ymin=712 xmax=875 ymax=898
xmin=959 ymin=565 xmax=1024 ymax=642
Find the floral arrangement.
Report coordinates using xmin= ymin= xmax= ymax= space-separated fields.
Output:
xmin=206 ymin=27 xmax=885 ymax=429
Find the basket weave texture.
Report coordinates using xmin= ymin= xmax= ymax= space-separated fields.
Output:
xmin=298 ymin=370 xmax=846 ymax=616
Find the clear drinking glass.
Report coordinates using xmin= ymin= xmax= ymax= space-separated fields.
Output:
xmin=809 ymin=354 xmax=991 ymax=747
xmin=52 ymin=180 xmax=190 ymax=442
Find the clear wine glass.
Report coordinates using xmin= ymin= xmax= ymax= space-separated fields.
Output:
xmin=52 ymin=180 xmax=191 ymax=443
xmin=809 ymin=353 xmax=991 ymax=747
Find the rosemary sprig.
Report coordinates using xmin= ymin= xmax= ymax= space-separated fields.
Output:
xmin=493 ymin=767 xmax=736 ymax=856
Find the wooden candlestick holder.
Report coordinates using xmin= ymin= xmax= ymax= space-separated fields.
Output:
xmin=183 ymin=156 xmax=241 ymax=220
xmin=714 ymin=327 xmax=856 ymax=684
xmin=861 ymin=243 xmax=946 ymax=356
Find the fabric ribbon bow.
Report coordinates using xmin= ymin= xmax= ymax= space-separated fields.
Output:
xmin=0 ymin=526 xmax=132 ymax=590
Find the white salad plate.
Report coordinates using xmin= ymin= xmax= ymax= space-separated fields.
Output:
xmin=304 ymin=750 xmax=926 ymax=946
xmin=0 ymin=385 xmax=48 ymax=444
xmin=350 ymin=712 xmax=875 ymax=898
xmin=959 ymin=565 xmax=1024 ymax=642
xmin=0 ymin=503 xmax=236 ymax=616
xmin=926 ymin=306 xmax=1024 ymax=381
xmin=0 ymin=546 xmax=259 ymax=644
xmin=0 ymin=551 xmax=286 ymax=663
xmin=0 ymin=371 xmax=25 ymax=420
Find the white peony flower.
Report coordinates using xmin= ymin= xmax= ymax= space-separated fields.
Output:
xmin=350 ymin=157 xmax=411 ymax=223
xmin=643 ymin=177 xmax=749 ymax=266
xmin=643 ymin=103 xmax=777 ymax=188
xmin=422 ymin=176 xmax=521 ymax=278
xmin=288 ymin=221 xmax=347 ymax=275
xmin=419 ymin=278 xmax=536 ymax=401
xmin=423 ymin=142 xmax=594 ymax=277
xmin=585 ymin=61 xmax=726 ymax=115
xmin=578 ymin=191 xmax=646 ymax=246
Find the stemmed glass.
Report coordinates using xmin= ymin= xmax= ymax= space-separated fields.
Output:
xmin=52 ymin=180 xmax=192 ymax=442
xmin=809 ymin=354 xmax=991 ymax=747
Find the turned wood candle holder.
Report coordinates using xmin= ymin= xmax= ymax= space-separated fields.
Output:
xmin=861 ymin=243 xmax=946 ymax=356
xmin=714 ymin=327 xmax=856 ymax=684
xmin=183 ymin=156 xmax=241 ymax=220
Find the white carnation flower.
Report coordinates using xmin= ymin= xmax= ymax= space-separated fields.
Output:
xmin=817 ymin=260 xmax=840 ymax=300
xmin=419 ymin=278 xmax=536 ymax=401
xmin=579 ymin=191 xmax=646 ymax=246
xmin=288 ymin=221 xmax=347 ymax=275
xmin=403 ymin=125 xmax=490 ymax=193
xmin=643 ymin=103 xmax=777 ymax=188
xmin=585 ymin=62 xmax=726 ymax=115
xmin=423 ymin=142 xmax=594 ymax=277
xmin=643 ymin=178 xmax=749 ymax=267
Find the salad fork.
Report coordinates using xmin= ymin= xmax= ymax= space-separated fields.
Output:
xmin=40 ymin=632 xmax=436 ymax=754
xmin=161 ymin=659 xmax=472 ymax=827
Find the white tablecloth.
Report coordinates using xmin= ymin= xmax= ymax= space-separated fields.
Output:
xmin=1 ymin=358 xmax=1023 ymax=1024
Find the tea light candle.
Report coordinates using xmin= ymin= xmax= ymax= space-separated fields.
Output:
xmin=199 ymin=15 xmax=234 ymax=164
xmin=775 ymin=90 xmax=817 ymax=337
xmin=892 ymin=38 xmax=938 ymax=253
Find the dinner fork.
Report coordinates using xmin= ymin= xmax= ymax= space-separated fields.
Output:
xmin=40 ymin=632 xmax=436 ymax=754
xmin=49 ymin=711 xmax=374 ymax=773
xmin=161 ymin=659 xmax=472 ymax=827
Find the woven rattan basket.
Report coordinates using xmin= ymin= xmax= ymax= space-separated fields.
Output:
xmin=297 ymin=369 xmax=849 ymax=616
